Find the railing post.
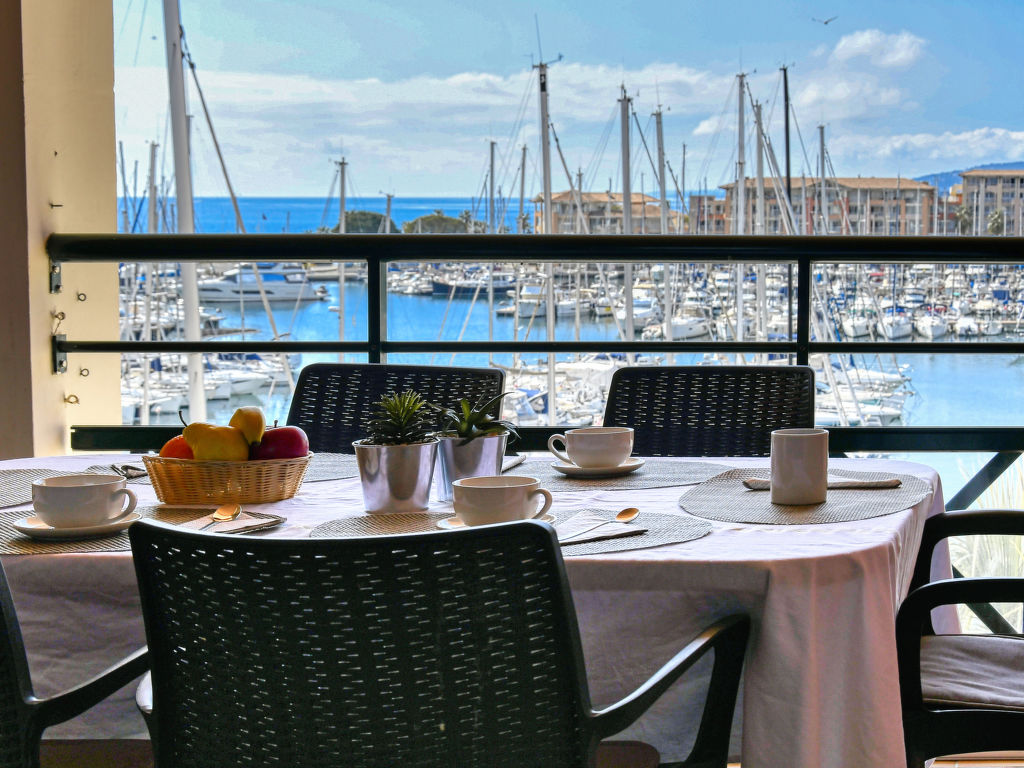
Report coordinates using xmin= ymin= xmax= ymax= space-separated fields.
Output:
xmin=367 ymin=254 xmax=385 ymax=363
xmin=796 ymin=255 xmax=811 ymax=366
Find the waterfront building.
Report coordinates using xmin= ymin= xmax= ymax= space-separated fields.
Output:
xmin=532 ymin=191 xmax=681 ymax=234
xmin=960 ymin=168 xmax=1024 ymax=236
xmin=718 ymin=177 xmax=937 ymax=235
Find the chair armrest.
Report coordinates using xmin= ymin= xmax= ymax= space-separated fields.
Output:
xmin=910 ymin=509 xmax=1024 ymax=591
xmin=136 ymin=671 xmax=152 ymax=718
xmin=590 ymin=614 xmax=749 ymax=742
xmin=34 ymin=647 xmax=149 ymax=729
xmin=897 ymin=578 xmax=1024 ymax=710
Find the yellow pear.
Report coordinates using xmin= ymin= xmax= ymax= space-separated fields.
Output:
xmin=182 ymin=423 xmax=250 ymax=462
xmin=229 ymin=406 xmax=266 ymax=447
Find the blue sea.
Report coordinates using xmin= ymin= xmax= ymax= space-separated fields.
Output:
xmin=122 ymin=195 xmax=540 ymax=234
xmin=125 ymin=196 xmax=1024 ymax=500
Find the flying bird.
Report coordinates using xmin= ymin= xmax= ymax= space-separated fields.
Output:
xmin=812 ymin=15 xmax=838 ymax=25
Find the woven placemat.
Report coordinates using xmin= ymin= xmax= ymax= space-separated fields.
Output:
xmin=678 ymin=467 xmax=933 ymax=525
xmin=0 ymin=506 xmax=284 ymax=555
xmin=0 ymin=469 xmax=73 ymax=508
xmin=559 ymin=509 xmax=712 ymax=556
xmin=303 ymin=452 xmax=360 ymax=482
xmin=84 ymin=464 xmax=150 ymax=485
xmin=309 ymin=509 xmax=711 ymax=556
xmin=504 ymin=458 xmax=731 ymax=491
xmin=310 ymin=513 xmax=453 ymax=538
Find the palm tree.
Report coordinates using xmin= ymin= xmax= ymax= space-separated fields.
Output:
xmin=954 ymin=206 xmax=973 ymax=235
xmin=987 ymin=209 xmax=1005 ymax=236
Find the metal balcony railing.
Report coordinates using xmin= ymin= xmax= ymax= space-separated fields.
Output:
xmin=47 ymin=232 xmax=1024 ymax=515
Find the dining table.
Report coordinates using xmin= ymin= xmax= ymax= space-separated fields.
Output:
xmin=0 ymin=451 xmax=953 ymax=768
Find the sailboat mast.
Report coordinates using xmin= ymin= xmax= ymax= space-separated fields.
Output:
xmin=736 ymin=74 xmax=746 ymax=236
xmin=819 ymin=125 xmax=827 ymax=235
xmin=619 ymin=86 xmax=635 ymax=354
xmin=489 ymin=140 xmax=496 ymax=234
xmin=755 ymin=103 xmax=765 ymax=235
xmin=517 ymin=144 xmax=527 ymax=233
xmin=782 ymin=65 xmax=792 ymax=204
xmin=680 ymin=143 xmax=686 ymax=234
xmin=536 ymin=61 xmax=557 ymax=424
xmin=655 ymin=108 xmax=669 ymax=234
xmin=141 ymin=141 xmax=159 ymax=425
xmin=162 ymin=0 xmax=205 ymax=421
xmin=337 ymin=157 xmax=347 ymax=356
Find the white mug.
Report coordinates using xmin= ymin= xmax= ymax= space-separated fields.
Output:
xmin=547 ymin=427 xmax=634 ymax=468
xmin=32 ymin=474 xmax=138 ymax=529
xmin=452 ymin=475 xmax=553 ymax=527
xmin=770 ymin=428 xmax=829 ymax=505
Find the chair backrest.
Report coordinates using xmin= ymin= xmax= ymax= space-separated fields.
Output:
xmin=130 ymin=519 xmax=594 ymax=768
xmin=286 ymin=363 xmax=506 ymax=453
xmin=603 ymin=365 xmax=815 ymax=456
xmin=0 ymin=562 xmax=38 ymax=768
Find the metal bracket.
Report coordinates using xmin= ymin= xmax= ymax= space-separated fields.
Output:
xmin=52 ymin=334 xmax=67 ymax=374
xmin=49 ymin=260 xmax=62 ymax=293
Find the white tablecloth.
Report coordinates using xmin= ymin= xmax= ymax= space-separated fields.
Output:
xmin=0 ymin=453 xmax=950 ymax=768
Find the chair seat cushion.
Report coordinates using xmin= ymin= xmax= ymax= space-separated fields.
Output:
xmin=921 ymin=634 xmax=1024 ymax=711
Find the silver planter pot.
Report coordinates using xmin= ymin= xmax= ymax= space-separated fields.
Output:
xmin=434 ymin=432 xmax=508 ymax=503
xmin=353 ymin=438 xmax=438 ymax=513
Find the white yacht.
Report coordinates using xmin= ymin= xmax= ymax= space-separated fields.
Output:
xmin=198 ymin=270 xmax=328 ymax=303
xmin=663 ymin=315 xmax=711 ymax=339
xmin=875 ymin=312 xmax=913 ymax=339
xmin=842 ymin=315 xmax=872 ymax=338
xmin=913 ymin=314 xmax=948 ymax=339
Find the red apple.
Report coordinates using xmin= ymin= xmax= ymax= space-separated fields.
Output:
xmin=158 ymin=434 xmax=194 ymax=459
xmin=251 ymin=426 xmax=309 ymax=460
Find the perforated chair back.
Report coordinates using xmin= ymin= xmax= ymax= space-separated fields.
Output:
xmin=286 ymin=363 xmax=505 ymax=453
xmin=603 ymin=365 xmax=815 ymax=456
xmin=130 ymin=519 xmax=594 ymax=768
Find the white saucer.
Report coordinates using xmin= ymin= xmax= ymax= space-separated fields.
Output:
xmin=551 ymin=457 xmax=645 ymax=478
xmin=437 ymin=514 xmax=556 ymax=530
xmin=13 ymin=511 xmax=141 ymax=540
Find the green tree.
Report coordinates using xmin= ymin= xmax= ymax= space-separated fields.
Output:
xmin=457 ymin=210 xmax=487 ymax=234
xmin=987 ymin=209 xmax=1005 ymax=236
xmin=954 ymin=205 xmax=973 ymax=235
xmin=402 ymin=211 xmax=468 ymax=233
xmin=320 ymin=210 xmax=398 ymax=234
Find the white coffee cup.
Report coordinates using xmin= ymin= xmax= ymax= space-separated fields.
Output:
xmin=547 ymin=427 xmax=634 ymax=468
xmin=452 ymin=475 xmax=553 ymax=527
xmin=770 ymin=428 xmax=829 ymax=505
xmin=32 ymin=474 xmax=138 ymax=529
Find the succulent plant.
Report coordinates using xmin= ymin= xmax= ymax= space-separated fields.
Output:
xmin=430 ymin=392 xmax=519 ymax=446
xmin=365 ymin=390 xmax=435 ymax=445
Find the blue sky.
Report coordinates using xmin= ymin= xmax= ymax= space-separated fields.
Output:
xmin=114 ymin=0 xmax=1024 ymax=198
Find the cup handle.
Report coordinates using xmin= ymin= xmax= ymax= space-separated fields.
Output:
xmin=547 ymin=434 xmax=571 ymax=464
xmin=113 ymin=488 xmax=137 ymax=516
xmin=528 ymin=488 xmax=553 ymax=519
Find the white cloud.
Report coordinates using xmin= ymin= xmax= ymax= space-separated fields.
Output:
xmin=831 ymin=30 xmax=925 ymax=69
xmin=831 ymin=127 xmax=1024 ymax=163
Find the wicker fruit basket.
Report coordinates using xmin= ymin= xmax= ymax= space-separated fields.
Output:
xmin=142 ymin=453 xmax=312 ymax=505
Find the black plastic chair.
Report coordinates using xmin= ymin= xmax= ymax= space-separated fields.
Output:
xmin=603 ymin=365 xmax=815 ymax=457
xmin=0 ymin=558 xmax=147 ymax=768
xmin=897 ymin=508 xmax=1024 ymax=768
xmin=285 ymin=362 xmax=506 ymax=453
xmin=130 ymin=519 xmax=749 ymax=768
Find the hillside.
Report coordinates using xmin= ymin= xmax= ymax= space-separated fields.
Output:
xmin=915 ymin=161 xmax=1024 ymax=195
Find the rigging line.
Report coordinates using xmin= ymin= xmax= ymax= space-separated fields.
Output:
xmin=631 ymin=110 xmax=661 ymax=183
xmin=116 ymin=0 xmax=136 ymax=42
xmin=133 ymin=0 xmax=150 ymax=65
xmin=320 ymin=168 xmax=339 ymax=230
xmin=696 ymin=77 xmax=737 ymax=186
xmin=763 ymin=69 xmax=783 ymax=133
xmin=583 ymin=104 xmax=618 ymax=190
xmin=789 ymin=104 xmax=815 ymax=184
